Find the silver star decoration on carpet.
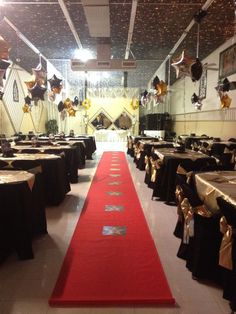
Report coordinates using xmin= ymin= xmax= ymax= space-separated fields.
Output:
xmin=108 ymin=181 xmax=122 ymax=185
xmin=102 ymin=226 xmax=126 ymax=236
xmin=105 ymin=205 xmax=124 ymax=211
xmin=106 ymin=191 xmax=122 ymax=196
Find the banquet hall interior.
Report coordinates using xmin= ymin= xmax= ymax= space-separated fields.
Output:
xmin=0 ymin=0 xmax=236 ymax=313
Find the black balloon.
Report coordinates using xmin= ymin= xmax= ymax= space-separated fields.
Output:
xmin=48 ymin=74 xmax=62 ymax=89
xmin=24 ymin=95 xmax=32 ymax=105
xmin=58 ymin=101 xmax=65 ymax=112
xmin=191 ymin=93 xmax=199 ymax=104
xmin=29 ymin=83 xmax=47 ymax=101
xmin=193 ymin=9 xmax=207 ymax=24
xmin=73 ymin=96 xmax=79 ymax=106
xmin=152 ymin=76 xmax=160 ymax=88
xmin=190 ymin=58 xmax=203 ymax=81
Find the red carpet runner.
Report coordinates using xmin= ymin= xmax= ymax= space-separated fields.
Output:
xmin=49 ymin=152 xmax=175 ymax=306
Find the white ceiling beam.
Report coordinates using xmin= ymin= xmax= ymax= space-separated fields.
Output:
xmin=58 ymin=0 xmax=83 ymax=49
xmin=124 ymin=0 xmax=138 ymax=60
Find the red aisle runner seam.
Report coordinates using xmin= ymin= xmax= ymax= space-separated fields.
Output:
xmin=49 ymin=151 xmax=175 ymax=306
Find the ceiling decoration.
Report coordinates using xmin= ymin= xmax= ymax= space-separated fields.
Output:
xmin=0 ymin=0 xmax=234 ymax=90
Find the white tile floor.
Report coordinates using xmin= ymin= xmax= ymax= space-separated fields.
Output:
xmin=0 ymin=142 xmax=231 ymax=314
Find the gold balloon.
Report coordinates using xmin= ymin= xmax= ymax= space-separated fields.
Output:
xmin=131 ymin=98 xmax=139 ymax=110
xmin=82 ymin=98 xmax=91 ymax=110
xmin=64 ymin=98 xmax=72 ymax=109
xmin=67 ymin=107 xmax=76 ymax=117
xmin=22 ymin=104 xmax=30 ymax=113
xmin=156 ymin=80 xmax=167 ymax=96
xmin=220 ymin=93 xmax=232 ymax=109
xmin=25 ymin=80 xmax=36 ymax=90
xmin=52 ymin=86 xmax=62 ymax=94
xmin=0 ymin=36 xmax=10 ymax=60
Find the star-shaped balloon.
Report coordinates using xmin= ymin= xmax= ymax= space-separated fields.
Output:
xmin=0 ymin=36 xmax=10 ymax=60
xmin=48 ymin=74 xmax=63 ymax=94
xmin=25 ymin=80 xmax=36 ymax=90
xmin=191 ymin=93 xmax=203 ymax=110
xmin=58 ymin=101 xmax=65 ymax=112
xmin=190 ymin=58 xmax=203 ymax=82
xmin=22 ymin=104 xmax=31 ymax=113
xmin=60 ymin=109 xmax=67 ymax=121
xmin=73 ymin=96 xmax=79 ymax=106
xmin=131 ymin=98 xmax=139 ymax=110
xmin=156 ymin=80 xmax=167 ymax=96
xmin=220 ymin=92 xmax=232 ymax=109
xmin=171 ymin=50 xmax=195 ymax=78
xmin=67 ymin=107 xmax=76 ymax=117
xmin=215 ymin=78 xmax=236 ymax=94
xmin=24 ymin=95 xmax=32 ymax=105
xmin=48 ymin=91 xmax=56 ymax=102
xmin=32 ymin=63 xmax=47 ymax=85
xmin=64 ymin=98 xmax=72 ymax=109
xmin=152 ymin=76 xmax=160 ymax=89
xmin=0 ymin=90 xmax=4 ymax=100
xmin=82 ymin=98 xmax=91 ymax=110
xmin=28 ymin=82 xmax=47 ymax=101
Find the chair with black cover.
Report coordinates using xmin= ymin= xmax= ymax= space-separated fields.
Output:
xmin=0 ymin=160 xmax=11 ymax=169
xmin=176 ymin=182 xmax=222 ymax=283
xmin=176 ymin=159 xmax=195 ymax=186
xmin=7 ymin=159 xmax=47 ymax=235
xmin=216 ymin=197 xmax=236 ymax=313
xmin=194 ymin=157 xmax=218 ymax=172
xmin=228 ymin=138 xmax=236 ymax=143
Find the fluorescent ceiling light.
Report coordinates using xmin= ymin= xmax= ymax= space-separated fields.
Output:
xmin=74 ymin=49 xmax=93 ymax=62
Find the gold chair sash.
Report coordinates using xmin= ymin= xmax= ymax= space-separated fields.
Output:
xmin=175 ymin=185 xmax=184 ymax=217
xmin=176 ymin=165 xmax=193 ymax=184
xmin=150 ymin=158 xmax=157 ymax=182
xmin=144 ymin=155 xmax=149 ymax=174
xmin=219 ymin=216 xmax=235 ymax=270
xmin=181 ymin=198 xmax=194 ymax=243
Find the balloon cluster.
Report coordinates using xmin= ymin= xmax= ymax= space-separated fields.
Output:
xmin=0 ymin=36 xmax=11 ymax=98
xmin=57 ymin=96 xmax=79 ymax=119
xmin=151 ymin=76 xmax=168 ymax=104
xmin=215 ymin=78 xmax=236 ymax=109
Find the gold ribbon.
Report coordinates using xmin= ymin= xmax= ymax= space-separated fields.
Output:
xmin=176 ymin=165 xmax=193 ymax=184
xmin=181 ymin=198 xmax=194 ymax=243
xmin=175 ymin=185 xmax=184 ymax=217
xmin=150 ymin=157 xmax=157 ymax=182
xmin=145 ymin=155 xmax=149 ymax=174
xmin=219 ymin=216 xmax=234 ymax=270
xmin=194 ymin=204 xmax=212 ymax=218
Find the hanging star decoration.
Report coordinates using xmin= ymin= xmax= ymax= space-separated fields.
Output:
xmin=82 ymin=98 xmax=91 ymax=110
xmin=22 ymin=95 xmax=32 ymax=113
xmin=156 ymin=80 xmax=167 ymax=96
xmin=152 ymin=76 xmax=160 ymax=90
xmin=131 ymin=98 xmax=139 ymax=110
xmin=0 ymin=36 xmax=11 ymax=60
xmin=48 ymin=74 xmax=62 ymax=93
xmin=215 ymin=78 xmax=235 ymax=109
xmin=32 ymin=63 xmax=47 ymax=86
xmin=25 ymin=62 xmax=47 ymax=101
xmin=219 ymin=91 xmax=232 ymax=109
xmin=191 ymin=93 xmax=203 ymax=110
xmin=190 ymin=58 xmax=203 ymax=82
xmin=140 ymin=90 xmax=149 ymax=107
xmin=0 ymin=59 xmax=11 ymax=90
xmin=57 ymin=97 xmax=79 ymax=117
xmin=171 ymin=50 xmax=195 ymax=79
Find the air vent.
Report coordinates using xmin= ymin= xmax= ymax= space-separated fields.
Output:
xmin=122 ymin=60 xmax=136 ymax=68
xmin=97 ymin=61 xmax=111 ymax=68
